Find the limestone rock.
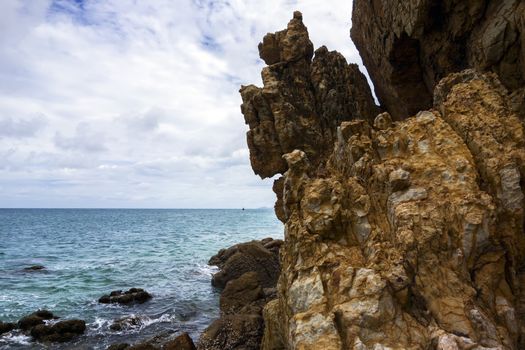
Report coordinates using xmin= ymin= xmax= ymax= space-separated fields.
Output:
xmin=241 ymin=12 xmax=378 ymax=179
xmin=351 ymin=0 xmax=525 ymax=120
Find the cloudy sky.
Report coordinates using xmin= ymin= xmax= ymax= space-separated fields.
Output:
xmin=0 ymin=0 xmax=365 ymax=208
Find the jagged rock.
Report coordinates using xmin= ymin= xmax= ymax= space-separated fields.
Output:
xmin=18 ymin=310 xmax=56 ymax=331
xmin=241 ymin=12 xmax=525 ymax=350
xmin=351 ymin=0 xmax=525 ymax=120
xmin=240 ymin=11 xmax=378 ymax=179
xmin=99 ymin=288 xmax=152 ymax=305
xmin=209 ymin=239 xmax=281 ymax=289
xmin=30 ymin=319 xmax=85 ymax=342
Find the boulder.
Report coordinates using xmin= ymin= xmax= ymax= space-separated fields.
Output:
xmin=220 ymin=271 xmax=265 ymax=315
xmin=107 ymin=344 xmax=130 ymax=350
xmin=209 ymin=239 xmax=281 ymax=289
xmin=99 ymin=288 xmax=152 ymax=305
xmin=30 ymin=319 xmax=85 ymax=342
xmin=23 ymin=265 xmax=45 ymax=271
xmin=18 ymin=310 xmax=55 ymax=331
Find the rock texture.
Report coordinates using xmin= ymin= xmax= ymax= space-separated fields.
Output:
xmin=240 ymin=11 xmax=378 ymax=180
xmin=241 ymin=11 xmax=525 ymax=350
xmin=198 ymin=238 xmax=282 ymax=350
xmin=351 ymin=0 xmax=525 ymax=120
xmin=99 ymin=288 xmax=152 ymax=305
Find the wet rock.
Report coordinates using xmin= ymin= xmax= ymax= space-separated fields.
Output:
xmin=23 ymin=265 xmax=45 ymax=271
xmin=209 ymin=239 xmax=281 ymax=289
xmin=99 ymin=288 xmax=152 ymax=305
xmin=163 ymin=332 xmax=196 ymax=350
xmin=30 ymin=319 xmax=85 ymax=342
xmin=18 ymin=310 xmax=56 ymax=331
xmin=127 ymin=344 xmax=157 ymax=350
xmin=0 ymin=321 xmax=16 ymax=335
xmin=197 ymin=314 xmax=264 ymax=350
xmin=110 ymin=316 xmax=143 ymax=331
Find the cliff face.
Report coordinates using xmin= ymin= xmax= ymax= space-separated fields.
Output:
xmin=240 ymin=8 xmax=525 ymax=350
xmin=351 ymin=0 xmax=525 ymax=120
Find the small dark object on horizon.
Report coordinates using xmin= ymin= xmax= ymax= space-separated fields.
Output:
xmin=24 ymin=265 xmax=45 ymax=271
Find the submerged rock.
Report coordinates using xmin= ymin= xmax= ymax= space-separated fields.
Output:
xmin=99 ymin=288 xmax=152 ymax=305
xmin=23 ymin=265 xmax=45 ymax=271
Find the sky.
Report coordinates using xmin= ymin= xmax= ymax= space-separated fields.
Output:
xmin=0 ymin=0 xmax=365 ymax=208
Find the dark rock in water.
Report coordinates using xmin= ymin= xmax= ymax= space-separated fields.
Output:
xmin=107 ymin=343 xmax=130 ymax=350
xmin=99 ymin=288 xmax=152 ymax=305
xmin=198 ymin=314 xmax=263 ymax=350
xmin=209 ymin=239 xmax=281 ymax=289
xmin=23 ymin=265 xmax=45 ymax=271
xmin=18 ymin=310 xmax=56 ymax=331
xmin=163 ymin=332 xmax=196 ymax=350
xmin=127 ymin=344 xmax=157 ymax=350
xmin=0 ymin=321 xmax=16 ymax=335
xmin=110 ymin=316 xmax=143 ymax=331
xmin=30 ymin=319 xmax=85 ymax=342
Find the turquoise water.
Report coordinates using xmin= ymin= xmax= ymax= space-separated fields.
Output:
xmin=0 ymin=209 xmax=282 ymax=349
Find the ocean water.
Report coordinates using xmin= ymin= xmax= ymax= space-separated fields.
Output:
xmin=0 ymin=209 xmax=282 ymax=349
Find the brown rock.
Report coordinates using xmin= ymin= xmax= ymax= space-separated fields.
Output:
xmin=163 ymin=332 xmax=196 ymax=350
xmin=351 ymin=0 xmax=525 ymax=120
xmin=241 ymin=13 xmax=378 ymax=180
xmin=220 ymin=272 xmax=265 ymax=315
xmin=209 ymin=240 xmax=280 ymax=289
xmin=241 ymin=10 xmax=525 ymax=350
xmin=197 ymin=314 xmax=263 ymax=350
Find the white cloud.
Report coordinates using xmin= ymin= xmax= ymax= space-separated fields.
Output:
xmin=0 ymin=0 xmax=364 ymax=208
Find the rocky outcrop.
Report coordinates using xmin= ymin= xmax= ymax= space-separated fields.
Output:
xmin=108 ymin=332 xmax=197 ymax=350
xmin=241 ymin=11 xmax=525 ymax=350
xmin=198 ymin=238 xmax=282 ymax=350
xmin=351 ymin=0 xmax=525 ymax=120
xmin=241 ymin=11 xmax=378 ymax=180
xmin=99 ymin=288 xmax=152 ymax=305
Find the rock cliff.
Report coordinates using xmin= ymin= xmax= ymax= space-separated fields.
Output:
xmin=351 ymin=0 xmax=525 ymax=120
xmin=240 ymin=8 xmax=525 ymax=350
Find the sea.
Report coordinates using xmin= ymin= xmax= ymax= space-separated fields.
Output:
xmin=0 ymin=209 xmax=282 ymax=349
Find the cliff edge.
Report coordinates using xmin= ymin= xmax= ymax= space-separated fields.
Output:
xmin=240 ymin=6 xmax=525 ymax=350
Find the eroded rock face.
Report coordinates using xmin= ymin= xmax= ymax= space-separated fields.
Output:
xmin=257 ymin=70 xmax=525 ymax=349
xmin=351 ymin=0 xmax=525 ymax=120
xmin=240 ymin=13 xmax=525 ymax=349
xmin=240 ymin=12 xmax=378 ymax=180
